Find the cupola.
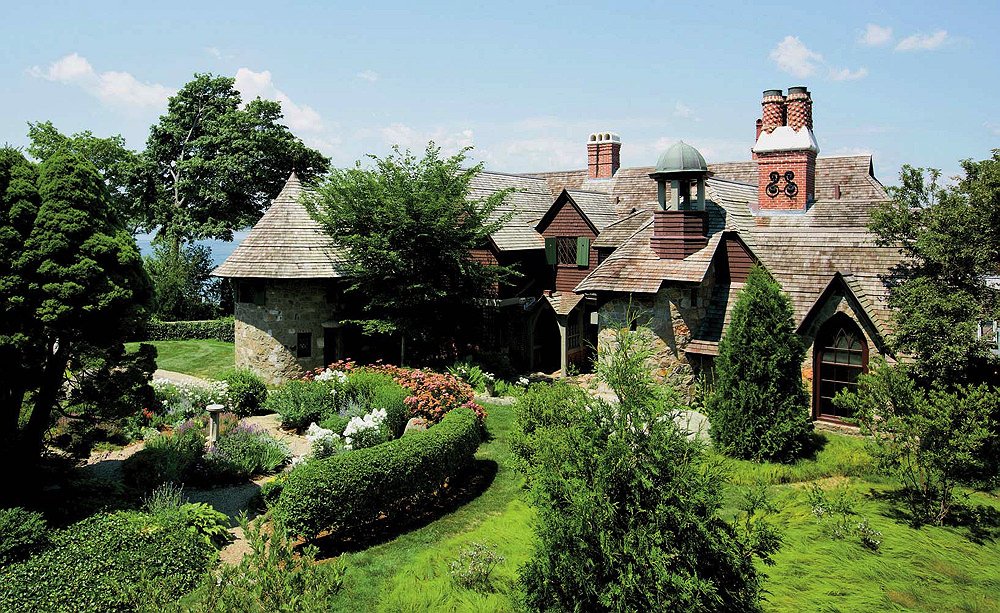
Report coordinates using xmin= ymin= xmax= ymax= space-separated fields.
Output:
xmin=648 ymin=141 xmax=710 ymax=259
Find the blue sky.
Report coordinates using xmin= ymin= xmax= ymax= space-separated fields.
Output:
xmin=1 ymin=0 xmax=997 ymax=185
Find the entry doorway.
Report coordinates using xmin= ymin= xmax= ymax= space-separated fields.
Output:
xmin=531 ymin=307 xmax=561 ymax=373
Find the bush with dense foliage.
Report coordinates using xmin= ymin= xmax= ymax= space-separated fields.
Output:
xmin=0 ymin=507 xmax=49 ymax=564
xmin=518 ymin=322 xmax=780 ymax=611
xmin=152 ymin=378 xmax=230 ymax=422
xmin=835 ymin=359 xmax=999 ymax=524
xmin=707 ymin=265 xmax=813 ymax=463
xmin=276 ymin=407 xmax=483 ymax=538
xmin=123 ymin=422 xmax=206 ymax=489
xmin=267 ymin=379 xmax=339 ymax=431
xmin=223 ymin=368 xmax=268 ymax=416
xmin=182 ymin=514 xmax=344 ymax=612
xmin=0 ymin=510 xmax=215 ymax=611
xmin=139 ymin=317 xmax=235 ymax=342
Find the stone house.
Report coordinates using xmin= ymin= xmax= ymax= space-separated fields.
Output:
xmin=214 ymin=86 xmax=900 ymax=422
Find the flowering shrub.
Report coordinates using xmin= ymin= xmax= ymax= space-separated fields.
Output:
xmin=266 ymin=380 xmax=339 ymax=431
xmin=346 ymin=362 xmax=486 ymax=423
xmin=450 ymin=541 xmax=505 ymax=592
xmin=343 ymin=408 xmax=388 ymax=450
xmin=152 ymin=379 xmax=229 ymax=422
xmin=205 ymin=422 xmax=291 ymax=480
xmin=305 ymin=423 xmax=343 ymax=460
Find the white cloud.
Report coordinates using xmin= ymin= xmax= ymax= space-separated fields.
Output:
xmin=895 ymin=30 xmax=949 ymax=51
xmin=357 ymin=70 xmax=379 ymax=83
xmin=206 ymin=46 xmax=223 ymax=59
xmin=829 ymin=66 xmax=869 ymax=81
xmin=673 ymin=101 xmax=699 ymax=121
xmin=769 ymin=36 xmax=824 ymax=78
xmin=29 ymin=52 xmax=173 ymax=111
xmin=234 ymin=67 xmax=324 ymax=133
xmin=859 ymin=24 xmax=893 ymax=46
xmin=379 ymin=123 xmax=475 ymax=155
xmin=986 ymin=122 xmax=1000 ymax=137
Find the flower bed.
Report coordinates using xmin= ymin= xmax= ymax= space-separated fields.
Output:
xmin=275 ymin=406 xmax=483 ymax=539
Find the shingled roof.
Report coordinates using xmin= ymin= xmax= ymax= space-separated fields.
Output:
xmin=469 ymin=171 xmax=553 ymax=251
xmin=576 ymin=179 xmax=757 ymax=293
xmin=213 ymin=173 xmax=346 ymax=279
xmin=527 ymin=155 xmax=884 ymax=213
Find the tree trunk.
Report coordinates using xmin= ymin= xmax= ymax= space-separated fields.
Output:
xmin=20 ymin=344 xmax=68 ymax=465
xmin=400 ymin=336 xmax=406 ymax=367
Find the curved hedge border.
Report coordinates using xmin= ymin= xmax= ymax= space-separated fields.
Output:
xmin=276 ymin=407 xmax=483 ymax=538
xmin=135 ymin=317 xmax=235 ymax=342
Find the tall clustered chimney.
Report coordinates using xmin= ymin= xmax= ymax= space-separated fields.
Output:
xmin=587 ymin=132 xmax=621 ymax=179
xmin=751 ymin=86 xmax=818 ymax=212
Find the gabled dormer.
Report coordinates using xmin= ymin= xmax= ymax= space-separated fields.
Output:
xmin=536 ymin=189 xmax=616 ymax=293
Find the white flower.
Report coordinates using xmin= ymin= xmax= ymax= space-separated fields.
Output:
xmin=314 ymin=368 xmax=348 ymax=383
xmin=517 ymin=376 xmax=529 ymax=387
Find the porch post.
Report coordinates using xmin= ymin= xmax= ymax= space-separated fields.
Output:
xmin=557 ymin=314 xmax=568 ymax=376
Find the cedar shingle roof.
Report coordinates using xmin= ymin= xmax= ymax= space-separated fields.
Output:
xmin=527 ymin=155 xmax=885 ymax=211
xmin=565 ymin=190 xmax=618 ymax=230
xmin=593 ymin=209 xmax=653 ymax=249
xmin=575 ymin=179 xmax=756 ymax=293
xmin=469 ymin=171 xmax=552 ymax=251
xmin=213 ymin=173 xmax=346 ymax=279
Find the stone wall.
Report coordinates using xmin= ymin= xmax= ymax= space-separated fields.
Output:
xmin=597 ymin=266 xmax=716 ymax=397
xmin=234 ymin=279 xmax=335 ymax=385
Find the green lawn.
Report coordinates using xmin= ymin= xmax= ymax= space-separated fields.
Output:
xmin=327 ymin=401 xmax=1000 ymax=612
xmin=126 ymin=339 xmax=234 ymax=381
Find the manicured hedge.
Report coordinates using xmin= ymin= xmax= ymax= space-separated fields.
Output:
xmin=136 ymin=317 xmax=235 ymax=342
xmin=276 ymin=407 xmax=483 ymax=538
xmin=0 ymin=510 xmax=214 ymax=611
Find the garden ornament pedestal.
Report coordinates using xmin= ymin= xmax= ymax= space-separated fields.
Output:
xmin=206 ymin=404 xmax=225 ymax=443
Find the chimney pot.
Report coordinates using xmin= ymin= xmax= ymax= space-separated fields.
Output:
xmin=587 ymin=132 xmax=621 ymax=179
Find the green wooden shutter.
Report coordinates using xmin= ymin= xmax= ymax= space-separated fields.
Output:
xmin=576 ymin=237 xmax=590 ymax=266
xmin=253 ymin=285 xmax=267 ymax=306
xmin=545 ymin=237 xmax=556 ymax=265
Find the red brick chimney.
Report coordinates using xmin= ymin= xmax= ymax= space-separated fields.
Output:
xmin=752 ymin=87 xmax=818 ymax=211
xmin=587 ymin=132 xmax=621 ymax=179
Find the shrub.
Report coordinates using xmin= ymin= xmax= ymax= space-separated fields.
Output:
xmin=450 ymin=541 xmax=505 ymax=592
xmin=276 ymin=407 xmax=483 ymax=538
xmin=267 ymin=379 xmax=339 ymax=431
xmin=138 ymin=317 xmax=235 ymax=342
xmin=835 ymin=359 xmax=999 ymax=524
xmin=179 ymin=502 xmax=232 ymax=548
xmin=223 ymin=368 xmax=268 ymax=416
xmin=344 ymin=371 xmax=410 ymax=438
xmin=511 ymin=380 xmax=594 ymax=473
xmin=343 ymin=408 xmax=389 ymax=450
xmin=306 ymin=423 xmax=344 ymax=459
xmin=184 ymin=514 xmax=344 ymax=611
xmin=806 ymin=484 xmax=882 ymax=552
xmin=206 ymin=423 xmax=291 ymax=480
xmin=122 ymin=423 xmax=207 ymax=490
xmin=0 ymin=507 xmax=49 ymax=564
xmin=153 ymin=378 xmax=230 ymax=422
xmin=0 ymin=510 xmax=214 ymax=611
xmin=319 ymin=414 xmax=350 ymax=436
xmin=519 ymin=322 xmax=779 ymax=612
xmin=707 ymin=266 xmax=813 ymax=463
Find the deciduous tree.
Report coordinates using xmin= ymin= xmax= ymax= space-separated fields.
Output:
xmin=305 ymin=143 xmax=512 ymax=363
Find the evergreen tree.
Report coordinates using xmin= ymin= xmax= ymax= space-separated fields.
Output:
xmin=707 ymin=265 xmax=813 ymax=463
xmin=5 ymin=149 xmax=150 ymax=464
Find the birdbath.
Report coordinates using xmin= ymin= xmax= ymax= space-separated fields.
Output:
xmin=206 ymin=404 xmax=225 ymax=444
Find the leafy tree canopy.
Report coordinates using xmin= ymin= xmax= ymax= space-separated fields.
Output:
xmin=26 ymin=121 xmax=142 ymax=232
xmin=707 ymin=265 xmax=813 ymax=463
xmin=870 ymin=151 xmax=1000 ymax=383
xmin=305 ymin=143 xmax=513 ymax=359
xmin=141 ymin=74 xmax=329 ymax=247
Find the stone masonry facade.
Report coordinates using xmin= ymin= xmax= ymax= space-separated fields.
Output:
xmin=234 ymin=279 xmax=333 ymax=385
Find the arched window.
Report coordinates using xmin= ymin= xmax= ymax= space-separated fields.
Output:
xmin=814 ymin=314 xmax=868 ymax=420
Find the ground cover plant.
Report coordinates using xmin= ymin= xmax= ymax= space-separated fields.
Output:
xmin=125 ymin=338 xmax=235 ymax=380
xmin=0 ymin=509 xmax=218 ymax=611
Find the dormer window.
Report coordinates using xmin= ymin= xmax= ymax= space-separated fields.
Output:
xmin=978 ymin=320 xmax=1000 ymax=355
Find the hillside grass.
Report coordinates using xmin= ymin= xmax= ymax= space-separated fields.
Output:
xmin=125 ymin=339 xmax=234 ymax=380
xmin=326 ymin=401 xmax=1000 ymax=612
